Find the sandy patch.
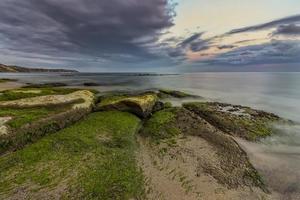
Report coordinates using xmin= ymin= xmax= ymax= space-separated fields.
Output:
xmin=137 ymin=136 xmax=279 ymax=200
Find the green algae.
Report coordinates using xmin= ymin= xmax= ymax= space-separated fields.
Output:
xmin=0 ymin=79 xmax=17 ymax=83
xmin=97 ymin=94 xmax=157 ymax=118
xmin=0 ymin=106 xmax=72 ymax=129
xmin=0 ymin=87 xmax=81 ymax=101
xmin=183 ymin=102 xmax=280 ymax=141
xmin=158 ymin=89 xmax=195 ymax=98
xmin=141 ymin=108 xmax=181 ymax=140
xmin=0 ymin=111 xmax=144 ymax=200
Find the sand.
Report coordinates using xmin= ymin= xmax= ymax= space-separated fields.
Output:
xmin=137 ymin=135 xmax=280 ymax=200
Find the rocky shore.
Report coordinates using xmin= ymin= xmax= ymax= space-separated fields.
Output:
xmin=0 ymin=81 xmax=288 ymax=199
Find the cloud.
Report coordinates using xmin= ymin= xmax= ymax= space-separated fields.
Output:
xmin=179 ymin=32 xmax=203 ymax=47
xmin=0 ymin=0 xmax=176 ymax=68
xmin=228 ymin=14 xmax=300 ymax=34
xmin=184 ymin=14 xmax=300 ymax=68
xmin=205 ymin=40 xmax=300 ymax=65
xmin=217 ymin=45 xmax=235 ymax=50
xmin=273 ymin=24 xmax=300 ymax=35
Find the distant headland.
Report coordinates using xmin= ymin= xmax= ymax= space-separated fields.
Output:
xmin=0 ymin=63 xmax=78 ymax=73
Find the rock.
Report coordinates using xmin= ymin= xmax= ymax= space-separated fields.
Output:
xmin=158 ymin=89 xmax=197 ymax=98
xmin=152 ymin=101 xmax=165 ymax=112
xmin=23 ymin=82 xmax=68 ymax=88
xmin=0 ymin=117 xmax=12 ymax=136
xmin=140 ymin=107 xmax=268 ymax=191
xmin=96 ymin=94 xmax=157 ymax=118
xmin=0 ymin=78 xmax=18 ymax=83
xmin=183 ymin=102 xmax=282 ymax=141
xmin=83 ymin=82 xmax=100 ymax=86
xmin=0 ymin=90 xmax=96 ymax=154
xmin=0 ymin=90 xmax=95 ymax=109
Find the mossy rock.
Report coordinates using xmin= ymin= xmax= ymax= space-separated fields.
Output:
xmin=96 ymin=94 xmax=158 ymax=118
xmin=0 ymin=90 xmax=96 ymax=154
xmin=140 ymin=107 xmax=267 ymax=191
xmin=158 ymin=89 xmax=197 ymax=98
xmin=141 ymin=108 xmax=180 ymax=140
xmin=0 ymin=111 xmax=144 ymax=199
xmin=0 ymin=78 xmax=18 ymax=83
xmin=183 ymin=102 xmax=282 ymax=141
xmin=23 ymin=82 xmax=68 ymax=88
xmin=0 ymin=87 xmax=85 ymax=102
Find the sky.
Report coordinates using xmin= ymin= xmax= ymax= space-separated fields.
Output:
xmin=0 ymin=0 xmax=300 ymax=72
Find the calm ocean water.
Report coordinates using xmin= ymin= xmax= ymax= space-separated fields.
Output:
xmin=1 ymin=72 xmax=300 ymax=197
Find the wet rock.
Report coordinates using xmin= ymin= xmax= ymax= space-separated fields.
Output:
xmin=0 ymin=90 xmax=96 ymax=154
xmin=158 ymin=89 xmax=197 ymax=98
xmin=96 ymin=94 xmax=157 ymax=118
xmin=183 ymin=102 xmax=282 ymax=141
xmin=83 ymin=82 xmax=100 ymax=86
xmin=23 ymin=82 xmax=68 ymax=88
xmin=140 ymin=107 xmax=268 ymax=191
xmin=152 ymin=101 xmax=165 ymax=113
xmin=0 ymin=78 xmax=18 ymax=83
xmin=0 ymin=90 xmax=95 ymax=109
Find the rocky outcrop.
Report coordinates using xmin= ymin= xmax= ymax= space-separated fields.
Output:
xmin=184 ymin=102 xmax=282 ymax=141
xmin=0 ymin=90 xmax=95 ymax=154
xmin=96 ymin=94 xmax=158 ymax=118
xmin=138 ymin=107 xmax=271 ymax=199
xmin=0 ymin=90 xmax=95 ymax=109
xmin=158 ymin=89 xmax=198 ymax=98
xmin=0 ymin=78 xmax=18 ymax=83
xmin=23 ymin=82 xmax=68 ymax=88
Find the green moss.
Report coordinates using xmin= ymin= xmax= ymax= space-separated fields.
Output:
xmin=0 ymin=87 xmax=81 ymax=101
xmin=0 ymin=111 xmax=144 ymax=199
xmin=0 ymin=78 xmax=17 ymax=83
xmin=97 ymin=94 xmax=157 ymax=118
xmin=164 ymin=101 xmax=172 ymax=108
xmin=158 ymin=89 xmax=194 ymax=98
xmin=183 ymin=102 xmax=279 ymax=141
xmin=98 ymin=95 xmax=128 ymax=107
xmin=142 ymin=108 xmax=181 ymax=140
xmin=0 ymin=105 xmax=72 ymax=128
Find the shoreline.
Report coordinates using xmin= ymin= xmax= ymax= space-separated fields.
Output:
xmin=0 ymin=82 xmax=296 ymax=199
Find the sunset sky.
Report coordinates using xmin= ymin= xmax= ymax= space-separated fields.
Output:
xmin=0 ymin=0 xmax=300 ymax=72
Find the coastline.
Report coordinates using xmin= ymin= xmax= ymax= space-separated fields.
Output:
xmin=0 ymin=78 xmax=298 ymax=199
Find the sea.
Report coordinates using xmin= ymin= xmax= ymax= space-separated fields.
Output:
xmin=1 ymin=72 xmax=300 ymax=198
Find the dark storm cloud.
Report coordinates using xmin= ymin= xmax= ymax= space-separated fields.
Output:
xmin=0 ymin=0 xmax=176 ymax=67
xmin=228 ymin=14 xmax=300 ymax=34
xmin=273 ymin=24 xmax=300 ymax=35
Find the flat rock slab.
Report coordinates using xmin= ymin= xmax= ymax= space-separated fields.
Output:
xmin=183 ymin=102 xmax=282 ymax=141
xmin=138 ymin=107 xmax=272 ymax=199
xmin=96 ymin=94 xmax=157 ymax=118
xmin=0 ymin=90 xmax=95 ymax=109
xmin=0 ymin=90 xmax=95 ymax=154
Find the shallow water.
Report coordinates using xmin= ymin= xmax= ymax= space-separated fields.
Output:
xmin=1 ymin=72 xmax=300 ymax=197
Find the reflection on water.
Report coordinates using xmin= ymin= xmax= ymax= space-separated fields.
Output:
xmin=1 ymin=72 xmax=300 ymax=197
